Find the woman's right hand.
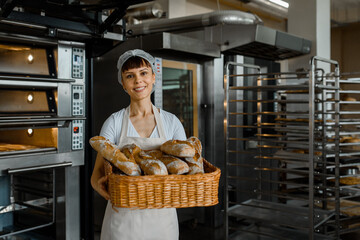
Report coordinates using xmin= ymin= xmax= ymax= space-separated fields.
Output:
xmin=91 ymin=153 xmax=110 ymax=201
xmin=94 ymin=175 xmax=110 ymax=200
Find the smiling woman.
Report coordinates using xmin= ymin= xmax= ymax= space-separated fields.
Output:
xmin=91 ymin=49 xmax=187 ymax=240
xmin=121 ymin=59 xmax=155 ymax=100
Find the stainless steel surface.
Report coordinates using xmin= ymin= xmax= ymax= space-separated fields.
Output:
xmin=7 ymin=162 xmax=72 ymax=174
xmin=0 ymin=39 xmax=86 ymax=239
xmin=228 ymin=199 xmax=334 ymax=229
xmin=128 ymin=10 xmax=262 ymax=35
xmin=140 ymin=32 xmax=221 ymax=58
xmin=65 ymin=166 xmax=81 ymax=240
xmin=229 ymin=224 xmax=331 ymax=240
xmin=223 ymin=58 xmax=359 ymax=239
xmin=126 ymin=2 xmax=163 ymax=21
xmin=128 ymin=10 xmax=311 ymax=61
xmin=0 ymin=150 xmax=84 ymax=176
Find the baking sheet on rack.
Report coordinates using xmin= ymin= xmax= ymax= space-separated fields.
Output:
xmin=316 ymin=198 xmax=360 ymax=217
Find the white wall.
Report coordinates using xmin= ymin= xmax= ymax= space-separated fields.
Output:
xmin=287 ymin=0 xmax=331 ymax=72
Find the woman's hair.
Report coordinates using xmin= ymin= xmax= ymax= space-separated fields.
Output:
xmin=121 ymin=56 xmax=152 ymax=73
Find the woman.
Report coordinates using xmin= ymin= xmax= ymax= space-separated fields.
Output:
xmin=91 ymin=49 xmax=186 ymax=240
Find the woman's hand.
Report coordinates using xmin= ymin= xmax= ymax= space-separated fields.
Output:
xmin=94 ymin=175 xmax=110 ymax=200
xmin=91 ymin=153 xmax=110 ymax=200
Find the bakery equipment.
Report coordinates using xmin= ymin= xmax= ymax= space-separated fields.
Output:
xmin=224 ymin=56 xmax=360 ymax=239
xmin=0 ymin=37 xmax=86 ymax=239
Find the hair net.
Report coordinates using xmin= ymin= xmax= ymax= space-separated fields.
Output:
xmin=117 ymin=49 xmax=157 ymax=86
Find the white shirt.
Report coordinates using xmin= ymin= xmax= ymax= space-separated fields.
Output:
xmin=100 ymin=107 xmax=187 ymax=144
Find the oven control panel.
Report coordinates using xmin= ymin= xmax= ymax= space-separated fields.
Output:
xmin=72 ymin=85 xmax=84 ymax=116
xmin=72 ymin=47 xmax=84 ymax=79
xmin=72 ymin=120 xmax=84 ymax=150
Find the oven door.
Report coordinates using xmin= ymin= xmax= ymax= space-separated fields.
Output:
xmin=154 ymin=58 xmax=200 ymax=138
xmin=0 ymin=77 xmax=84 ymax=239
xmin=0 ymin=77 xmax=85 ymax=171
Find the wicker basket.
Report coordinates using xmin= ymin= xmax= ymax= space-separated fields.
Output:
xmin=104 ymin=159 xmax=221 ymax=209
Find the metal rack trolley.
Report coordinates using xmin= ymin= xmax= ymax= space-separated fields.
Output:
xmin=224 ymin=57 xmax=360 ymax=239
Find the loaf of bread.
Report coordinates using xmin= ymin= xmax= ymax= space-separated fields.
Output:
xmin=89 ymin=136 xmax=141 ymax=176
xmin=184 ymin=137 xmax=204 ymax=174
xmin=160 ymin=140 xmax=195 ymax=158
xmin=124 ymin=145 xmax=168 ymax=176
xmin=185 ymin=155 xmax=204 ymax=174
xmin=159 ymin=155 xmax=189 ymax=175
xmin=144 ymin=149 xmax=164 ymax=159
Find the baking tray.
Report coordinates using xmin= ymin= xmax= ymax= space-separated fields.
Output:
xmin=229 ymin=224 xmax=330 ymax=240
xmin=228 ymin=199 xmax=334 ymax=230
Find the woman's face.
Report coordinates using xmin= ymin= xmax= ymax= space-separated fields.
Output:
xmin=121 ymin=64 xmax=155 ymax=101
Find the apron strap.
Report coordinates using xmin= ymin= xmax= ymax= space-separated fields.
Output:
xmin=152 ymin=104 xmax=166 ymax=139
xmin=119 ymin=106 xmax=130 ymax=140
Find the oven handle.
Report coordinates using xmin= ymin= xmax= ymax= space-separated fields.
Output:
xmin=0 ymin=116 xmax=86 ymax=127
xmin=0 ymin=75 xmax=76 ymax=83
xmin=7 ymin=162 xmax=73 ymax=174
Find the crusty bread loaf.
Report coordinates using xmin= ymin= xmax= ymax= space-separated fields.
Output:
xmin=159 ymin=155 xmax=189 ymax=175
xmin=128 ymin=146 xmax=168 ymax=176
xmin=187 ymin=136 xmax=202 ymax=154
xmin=160 ymin=140 xmax=195 ymax=158
xmin=89 ymin=136 xmax=141 ymax=176
xmin=184 ymin=136 xmax=204 ymax=174
xmin=144 ymin=149 xmax=163 ymax=159
xmin=185 ymin=155 xmax=204 ymax=174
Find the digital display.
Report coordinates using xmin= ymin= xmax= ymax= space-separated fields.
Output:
xmin=74 ymin=54 xmax=82 ymax=64
xmin=74 ymin=92 xmax=79 ymax=99
xmin=73 ymin=126 xmax=79 ymax=133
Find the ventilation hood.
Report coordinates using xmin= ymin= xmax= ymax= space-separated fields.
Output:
xmin=127 ymin=10 xmax=311 ymax=61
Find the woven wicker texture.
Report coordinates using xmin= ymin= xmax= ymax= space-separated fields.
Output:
xmin=104 ymin=159 xmax=221 ymax=209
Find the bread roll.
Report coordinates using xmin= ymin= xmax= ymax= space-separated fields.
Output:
xmin=345 ymin=96 xmax=356 ymax=102
xmin=130 ymin=147 xmax=168 ymax=176
xmin=160 ymin=140 xmax=195 ymax=158
xmin=89 ymin=136 xmax=141 ymax=176
xmin=159 ymin=155 xmax=189 ymax=175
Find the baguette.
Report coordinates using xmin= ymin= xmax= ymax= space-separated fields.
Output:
xmin=89 ymin=136 xmax=141 ymax=176
xmin=160 ymin=140 xmax=195 ymax=158
xmin=125 ymin=145 xmax=168 ymax=176
xmin=159 ymin=155 xmax=189 ymax=175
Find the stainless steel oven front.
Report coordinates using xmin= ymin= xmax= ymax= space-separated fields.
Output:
xmin=0 ymin=39 xmax=86 ymax=239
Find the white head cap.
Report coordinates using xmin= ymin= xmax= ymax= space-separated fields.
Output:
xmin=117 ymin=49 xmax=157 ymax=86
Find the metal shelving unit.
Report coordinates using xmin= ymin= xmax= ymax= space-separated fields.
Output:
xmin=224 ymin=57 xmax=360 ymax=239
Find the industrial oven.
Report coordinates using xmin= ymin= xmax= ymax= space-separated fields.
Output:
xmin=91 ymin=10 xmax=311 ymax=232
xmin=0 ymin=36 xmax=86 ymax=239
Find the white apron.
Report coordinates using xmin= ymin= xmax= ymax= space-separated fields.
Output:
xmin=100 ymin=105 xmax=179 ymax=240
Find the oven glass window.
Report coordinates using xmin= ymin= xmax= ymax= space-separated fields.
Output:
xmin=0 ymin=43 xmax=50 ymax=76
xmin=0 ymin=89 xmax=51 ymax=114
xmin=162 ymin=60 xmax=198 ymax=137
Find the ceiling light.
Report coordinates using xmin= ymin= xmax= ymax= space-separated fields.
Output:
xmin=269 ymin=0 xmax=289 ymax=8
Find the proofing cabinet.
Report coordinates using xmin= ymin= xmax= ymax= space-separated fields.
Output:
xmin=224 ymin=57 xmax=360 ymax=239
